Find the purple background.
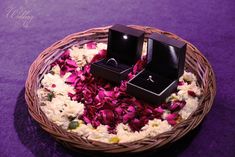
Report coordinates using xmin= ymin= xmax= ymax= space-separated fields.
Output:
xmin=0 ymin=0 xmax=235 ymax=157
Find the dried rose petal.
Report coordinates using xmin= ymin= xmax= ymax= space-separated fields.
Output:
xmin=167 ymin=119 xmax=177 ymax=125
xmin=123 ymin=112 xmax=135 ymax=123
xmin=169 ymin=100 xmax=186 ymax=111
xmin=90 ymin=50 xmax=107 ymax=63
xmin=153 ymin=106 xmax=164 ymax=118
xmin=83 ymin=115 xmax=91 ymax=124
xmin=98 ymin=90 xmax=105 ymax=99
xmin=115 ymin=107 xmax=123 ymax=116
xmin=66 ymin=72 xmax=78 ymax=85
xmin=154 ymin=106 xmax=164 ymax=114
xmin=66 ymin=59 xmax=78 ymax=68
xmin=129 ymin=118 xmax=147 ymax=131
xmin=51 ymin=49 xmax=186 ymax=132
xmin=129 ymin=118 xmax=141 ymax=131
xmin=178 ymin=81 xmax=184 ymax=86
xmin=119 ymin=81 xmax=127 ymax=92
xmin=161 ymin=102 xmax=171 ymax=109
xmin=61 ymin=50 xmax=70 ymax=59
xmin=166 ymin=113 xmax=178 ymax=121
xmin=99 ymin=109 xmax=115 ymax=125
xmin=132 ymin=59 xmax=146 ymax=74
xmin=128 ymin=72 xmax=134 ymax=79
xmin=86 ymin=42 xmax=97 ymax=49
xmin=103 ymin=83 xmax=111 ymax=89
xmin=166 ymin=113 xmax=178 ymax=125
xmin=188 ymin=90 xmax=197 ymax=97
xmin=103 ymin=90 xmax=114 ymax=97
xmin=143 ymin=108 xmax=153 ymax=116
xmin=127 ymin=106 xmax=135 ymax=113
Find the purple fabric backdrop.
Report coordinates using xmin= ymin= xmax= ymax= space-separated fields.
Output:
xmin=0 ymin=0 xmax=235 ymax=157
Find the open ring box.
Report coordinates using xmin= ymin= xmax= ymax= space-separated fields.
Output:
xmin=90 ymin=24 xmax=144 ymax=84
xmin=127 ymin=33 xmax=186 ymax=104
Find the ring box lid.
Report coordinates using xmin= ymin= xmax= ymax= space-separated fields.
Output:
xmin=107 ymin=24 xmax=145 ymax=66
xmin=146 ymin=33 xmax=186 ymax=79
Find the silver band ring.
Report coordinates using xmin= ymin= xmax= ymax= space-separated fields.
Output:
xmin=147 ymin=75 xmax=154 ymax=83
xmin=106 ymin=58 xmax=118 ymax=67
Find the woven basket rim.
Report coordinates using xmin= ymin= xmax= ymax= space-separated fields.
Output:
xmin=25 ymin=25 xmax=216 ymax=153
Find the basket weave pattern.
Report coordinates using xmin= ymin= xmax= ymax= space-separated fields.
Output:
xmin=25 ymin=25 xmax=216 ymax=153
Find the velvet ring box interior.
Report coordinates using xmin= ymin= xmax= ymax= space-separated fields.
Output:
xmin=127 ymin=33 xmax=186 ymax=104
xmin=90 ymin=24 xmax=144 ymax=84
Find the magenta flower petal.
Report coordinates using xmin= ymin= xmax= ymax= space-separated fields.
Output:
xmin=112 ymin=100 xmax=118 ymax=105
xmin=128 ymin=72 xmax=134 ymax=79
xmin=52 ymin=52 xmax=186 ymax=132
xmin=61 ymin=50 xmax=70 ymax=59
xmin=85 ymin=98 xmax=93 ymax=104
xmin=119 ymin=81 xmax=127 ymax=92
xmin=178 ymin=81 xmax=184 ymax=86
xmin=83 ymin=65 xmax=91 ymax=74
xmin=90 ymin=50 xmax=107 ymax=63
xmin=66 ymin=73 xmax=78 ymax=84
xmin=143 ymin=108 xmax=152 ymax=116
xmin=123 ymin=112 xmax=136 ymax=123
xmin=127 ymin=106 xmax=135 ymax=113
xmin=128 ymin=118 xmax=145 ymax=131
xmin=103 ymin=90 xmax=113 ymax=97
xmin=167 ymin=120 xmax=177 ymax=125
xmin=161 ymin=102 xmax=171 ymax=109
xmin=83 ymin=115 xmax=91 ymax=124
xmin=98 ymin=90 xmax=105 ymax=99
xmin=115 ymin=107 xmax=123 ymax=116
xmin=169 ymin=103 xmax=179 ymax=111
xmin=103 ymin=83 xmax=111 ymax=89
xmin=133 ymin=64 xmax=138 ymax=74
xmin=132 ymin=59 xmax=146 ymax=74
xmin=99 ymin=109 xmax=114 ymax=125
xmin=66 ymin=59 xmax=78 ymax=68
xmin=91 ymin=120 xmax=100 ymax=128
xmin=68 ymin=92 xmax=74 ymax=98
xmin=188 ymin=90 xmax=197 ymax=97
xmin=95 ymin=102 xmax=104 ymax=109
xmin=154 ymin=107 xmax=164 ymax=114
xmin=166 ymin=113 xmax=178 ymax=121
xmin=99 ymin=49 xmax=106 ymax=56
xmin=169 ymin=100 xmax=186 ymax=111
xmin=166 ymin=113 xmax=179 ymax=125
xmin=60 ymin=69 xmax=66 ymax=76
xmin=86 ymin=42 xmax=97 ymax=49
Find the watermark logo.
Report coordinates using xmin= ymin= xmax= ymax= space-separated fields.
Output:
xmin=6 ymin=6 xmax=34 ymax=28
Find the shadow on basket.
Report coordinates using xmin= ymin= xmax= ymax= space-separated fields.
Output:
xmin=14 ymin=88 xmax=203 ymax=157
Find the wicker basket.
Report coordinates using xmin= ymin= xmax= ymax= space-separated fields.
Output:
xmin=25 ymin=25 xmax=216 ymax=154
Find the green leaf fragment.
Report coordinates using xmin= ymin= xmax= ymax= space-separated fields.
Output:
xmin=47 ymin=92 xmax=55 ymax=101
xmin=68 ymin=121 xmax=79 ymax=130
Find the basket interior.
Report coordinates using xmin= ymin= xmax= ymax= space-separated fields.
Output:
xmin=25 ymin=25 xmax=216 ymax=153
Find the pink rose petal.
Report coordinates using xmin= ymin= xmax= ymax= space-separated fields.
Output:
xmin=51 ymin=49 xmax=187 ymax=132
xmin=66 ymin=59 xmax=78 ymax=68
xmin=169 ymin=100 xmax=186 ymax=111
xmin=86 ymin=42 xmax=97 ymax=49
xmin=99 ymin=109 xmax=114 ymax=125
xmin=188 ymin=90 xmax=197 ymax=97
xmin=90 ymin=50 xmax=107 ymax=63
xmin=178 ymin=81 xmax=184 ymax=86
xmin=166 ymin=113 xmax=178 ymax=125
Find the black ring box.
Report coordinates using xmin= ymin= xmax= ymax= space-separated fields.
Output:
xmin=127 ymin=33 xmax=186 ymax=104
xmin=90 ymin=24 xmax=144 ymax=84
